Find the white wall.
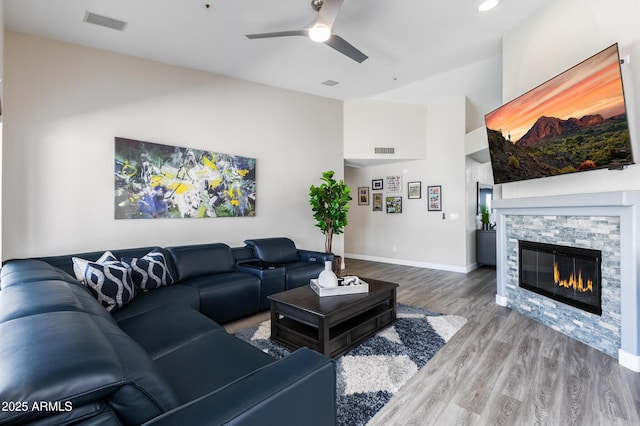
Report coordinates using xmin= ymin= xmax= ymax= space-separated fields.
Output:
xmin=343 ymin=99 xmax=427 ymax=162
xmin=2 ymin=32 xmax=344 ymax=260
xmin=372 ymin=56 xmax=504 ymax=132
xmin=501 ymin=0 xmax=640 ymax=199
xmin=344 ymin=97 xmax=469 ymax=272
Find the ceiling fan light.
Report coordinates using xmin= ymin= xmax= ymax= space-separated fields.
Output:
xmin=478 ymin=0 xmax=499 ymax=11
xmin=309 ymin=24 xmax=331 ymax=42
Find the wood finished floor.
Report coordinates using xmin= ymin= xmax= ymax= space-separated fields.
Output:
xmin=225 ymin=259 xmax=640 ymax=425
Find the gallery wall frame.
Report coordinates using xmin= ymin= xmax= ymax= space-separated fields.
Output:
xmin=372 ymin=193 xmax=383 ymax=211
xmin=427 ymin=185 xmax=442 ymax=211
xmin=386 ymin=196 xmax=402 ymax=213
xmin=408 ymin=181 xmax=422 ymax=199
xmin=386 ymin=175 xmax=402 ymax=193
xmin=358 ymin=187 xmax=370 ymax=205
xmin=372 ymin=179 xmax=383 ymax=190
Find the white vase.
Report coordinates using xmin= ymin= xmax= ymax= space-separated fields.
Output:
xmin=318 ymin=260 xmax=338 ymax=288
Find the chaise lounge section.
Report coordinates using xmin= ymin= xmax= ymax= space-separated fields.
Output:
xmin=0 ymin=240 xmax=336 ymax=425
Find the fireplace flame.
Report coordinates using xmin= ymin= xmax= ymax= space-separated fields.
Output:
xmin=553 ymin=261 xmax=593 ymax=292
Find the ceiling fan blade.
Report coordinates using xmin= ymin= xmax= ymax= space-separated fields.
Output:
xmin=325 ymin=34 xmax=368 ymax=63
xmin=246 ymin=30 xmax=307 ymax=39
xmin=315 ymin=0 xmax=344 ymax=29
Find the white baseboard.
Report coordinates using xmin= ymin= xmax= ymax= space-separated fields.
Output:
xmin=344 ymin=253 xmax=468 ymax=273
xmin=495 ymin=294 xmax=508 ymax=307
xmin=618 ymin=349 xmax=640 ymax=372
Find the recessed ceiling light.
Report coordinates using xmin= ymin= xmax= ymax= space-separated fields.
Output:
xmin=322 ymin=80 xmax=339 ymax=87
xmin=478 ymin=0 xmax=500 ymax=12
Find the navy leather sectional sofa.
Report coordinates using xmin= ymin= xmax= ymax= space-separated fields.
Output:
xmin=0 ymin=238 xmax=335 ymax=425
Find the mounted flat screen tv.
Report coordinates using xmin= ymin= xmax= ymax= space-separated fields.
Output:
xmin=485 ymin=44 xmax=633 ymax=184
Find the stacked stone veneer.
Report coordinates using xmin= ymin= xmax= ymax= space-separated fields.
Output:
xmin=504 ymin=215 xmax=621 ymax=358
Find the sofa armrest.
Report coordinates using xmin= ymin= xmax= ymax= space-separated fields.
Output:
xmin=237 ymin=262 xmax=286 ymax=310
xmin=298 ymin=250 xmax=334 ymax=264
xmin=142 ymin=348 xmax=336 ymax=426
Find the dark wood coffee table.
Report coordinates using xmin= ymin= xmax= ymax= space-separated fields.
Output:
xmin=268 ymin=278 xmax=399 ymax=358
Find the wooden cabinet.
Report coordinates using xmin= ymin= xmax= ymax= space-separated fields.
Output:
xmin=476 ymin=230 xmax=496 ymax=266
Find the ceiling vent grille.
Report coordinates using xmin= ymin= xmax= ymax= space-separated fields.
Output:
xmin=374 ymin=147 xmax=395 ymax=154
xmin=84 ymin=12 xmax=128 ymax=31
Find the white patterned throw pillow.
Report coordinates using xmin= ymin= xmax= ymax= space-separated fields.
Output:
xmin=121 ymin=249 xmax=175 ymax=291
xmin=72 ymin=251 xmax=135 ymax=312
xmin=83 ymin=261 xmax=135 ymax=312
xmin=72 ymin=251 xmax=118 ymax=281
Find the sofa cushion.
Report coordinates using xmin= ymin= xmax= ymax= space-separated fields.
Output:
xmin=180 ymin=272 xmax=260 ymax=324
xmin=111 ymin=284 xmax=200 ymax=322
xmin=284 ymin=262 xmax=326 ymax=290
xmin=167 ymin=243 xmax=236 ymax=281
xmin=244 ymin=238 xmax=300 ymax=264
xmin=153 ymin=329 xmax=275 ymax=403
xmin=0 ymin=280 xmax=114 ymax=324
xmin=40 ymin=247 xmax=159 ymax=278
xmin=0 ymin=312 xmax=179 ymax=425
xmin=117 ymin=305 xmax=225 ymax=359
xmin=0 ymin=260 xmax=114 ymax=323
xmin=231 ymin=245 xmax=256 ymax=262
xmin=0 ymin=259 xmax=79 ymax=289
xmin=121 ymin=248 xmax=175 ymax=291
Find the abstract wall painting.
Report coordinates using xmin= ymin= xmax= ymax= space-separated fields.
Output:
xmin=115 ymin=137 xmax=256 ymax=219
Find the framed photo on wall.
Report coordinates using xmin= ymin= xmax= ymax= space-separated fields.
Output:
xmin=358 ymin=187 xmax=369 ymax=205
xmin=386 ymin=196 xmax=402 ymax=213
xmin=427 ymin=185 xmax=442 ymax=211
xmin=372 ymin=193 xmax=383 ymax=211
xmin=372 ymin=179 xmax=383 ymax=190
xmin=386 ymin=175 xmax=402 ymax=193
xmin=408 ymin=181 xmax=421 ymax=199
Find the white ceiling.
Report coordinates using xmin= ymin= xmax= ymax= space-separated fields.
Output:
xmin=4 ymin=0 xmax=549 ymax=102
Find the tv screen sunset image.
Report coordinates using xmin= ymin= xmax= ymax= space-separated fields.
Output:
xmin=485 ymin=44 xmax=633 ymax=184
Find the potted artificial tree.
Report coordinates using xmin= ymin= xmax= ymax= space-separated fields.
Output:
xmin=309 ymin=170 xmax=352 ymax=275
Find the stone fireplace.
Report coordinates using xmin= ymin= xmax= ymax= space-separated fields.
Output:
xmin=493 ymin=191 xmax=640 ymax=372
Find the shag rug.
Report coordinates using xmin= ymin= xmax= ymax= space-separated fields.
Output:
xmin=235 ymin=303 xmax=467 ymax=426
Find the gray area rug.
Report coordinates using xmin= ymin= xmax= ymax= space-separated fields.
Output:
xmin=235 ymin=303 xmax=467 ymax=425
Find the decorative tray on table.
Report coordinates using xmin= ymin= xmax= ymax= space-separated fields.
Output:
xmin=310 ymin=276 xmax=369 ymax=297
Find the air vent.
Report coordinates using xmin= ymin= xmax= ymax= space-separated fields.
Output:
xmin=321 ymin=80 xmax=339 ymax=87
xmin=374 ymin=147 xmax=395 ymax=154
xmin=84 ymin=12 xmax=128 ymax=31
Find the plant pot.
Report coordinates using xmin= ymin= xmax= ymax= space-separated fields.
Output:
xmin=332 ymin=255 xmax=342 ymax=277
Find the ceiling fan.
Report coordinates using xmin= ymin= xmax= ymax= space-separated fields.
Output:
xmin=245 ymin=0 xmax=368 ymax=63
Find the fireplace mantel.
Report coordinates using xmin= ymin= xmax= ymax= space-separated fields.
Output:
xmin=493 ymin=190 xmax=640 ymax=210
xmin=493 ymin=190 xmax=640 ymax=372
